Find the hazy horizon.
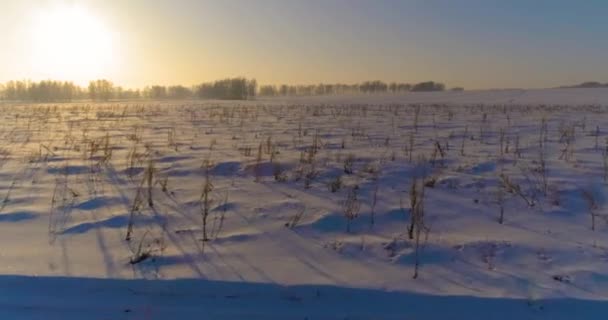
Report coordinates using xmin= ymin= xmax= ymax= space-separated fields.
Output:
xmin=1 ymin=0 xmax=607 ymax=90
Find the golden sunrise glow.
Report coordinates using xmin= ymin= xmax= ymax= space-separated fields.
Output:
xmin=28 ymin=5 xmax=118 ymax=84
xmin=0 ymin=1 xmax=604 ymax=89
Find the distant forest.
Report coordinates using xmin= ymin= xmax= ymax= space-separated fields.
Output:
xmin=0 ymin=78 xmax=451 ymax=102
xmin=560 ymin=81 xmax=608 ymax=89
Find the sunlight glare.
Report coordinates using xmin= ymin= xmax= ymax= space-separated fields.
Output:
xmin=29 ymin=5 xmax=117 ymax=84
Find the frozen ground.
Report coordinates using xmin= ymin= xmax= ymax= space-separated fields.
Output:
xmin=1 ymin=88 xmax=608 ymax=319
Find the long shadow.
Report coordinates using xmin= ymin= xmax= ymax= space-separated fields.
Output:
xmin=0 ymin=275 xmax=605 ymax=320
xmin=0 ymin=211 xmax=38 ymax=222
xmin=59 ymin=214 xmax=164 ymax=235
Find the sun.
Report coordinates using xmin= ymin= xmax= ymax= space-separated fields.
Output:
xmin=28 ymin=5 xmax=118 ymax=84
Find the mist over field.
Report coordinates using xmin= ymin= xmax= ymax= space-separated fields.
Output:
xmin=1 ymin=1 xmax=608 ymax=319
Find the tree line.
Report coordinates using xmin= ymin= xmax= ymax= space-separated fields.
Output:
xmin=0 ymin=78 xmax=453 ymax=102
xmin=258 ymin=81 xmax=448 ymax=96
xmin=0 ymin=80 xmax=140 ymax=102
xmin=560 ymin=81 xmax=608 ymax=89
xmin=0 ymin=80 xmax=86 ymax=102
xmin=0 ymin=78 xmax=259 ymax=102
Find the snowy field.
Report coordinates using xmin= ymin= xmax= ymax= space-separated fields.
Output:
xmin=2 ymin=88 xmax=608 ymax=319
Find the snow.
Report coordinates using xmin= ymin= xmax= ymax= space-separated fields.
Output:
xmin=261 ymin=87 xmax=608 ymax=106
xmin=1 ymin=88 xmax=608 ymax=319
xmin=1 ymin=276 xmax=605 ymax=319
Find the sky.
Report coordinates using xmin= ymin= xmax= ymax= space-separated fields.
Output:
xmin=0 ymin=0 xmax=607 ymax=89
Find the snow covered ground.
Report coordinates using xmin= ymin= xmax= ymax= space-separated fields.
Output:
xmin=1 ymin=88 xmax=608 ymax=319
